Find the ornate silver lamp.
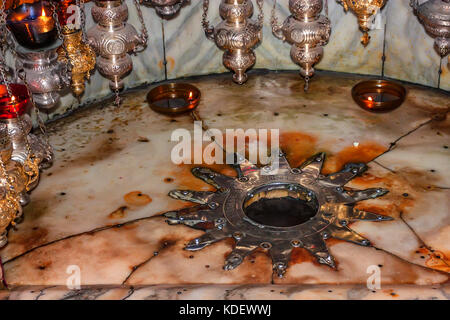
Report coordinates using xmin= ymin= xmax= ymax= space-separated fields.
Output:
xmin=15 ymin=45 xmax=69 ymax=110
xmin=202 ymin=0 xmax=264 ymax=85
xmin=411 ymin=0 xmax=450 ymax=61
xmin=5 ymin=1 xmax=69 ymax=110
xmin=142 ymin=0 xmax=188 ymax=18
xmin=87 ymin=0 xmax=148 ymax=104
xmin=271 ymin=0 xmax=331 ymax=91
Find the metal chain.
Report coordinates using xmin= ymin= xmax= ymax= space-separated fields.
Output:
xmin=325 ymin=0 xmax=328 ymax=17
xmin=133 ymin=0 xmax=149 ymax=49
xmin=0 ymin=4 xmax=12 ymax=96
xmin=0 ymin=57 xmax=12 ymax=99
xmin=270 ymin=0 xmax=285 ymax=40
xmin=114 ymin=88 xmax=121 ymax=107
xmin=18 ymin=70 xmax=48 ymax=141
xmin=77 ymin=0 xmax=88 ymax=43
xmin=52 ymin=1 xmax=72 ymax=75
xmin=256 ymin=0 xmax=264 ymax=28
xmin=201 ymin=0 xmax=213 ymax=37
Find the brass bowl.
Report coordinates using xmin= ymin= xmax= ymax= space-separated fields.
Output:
xmin=147 ymin=83 xmax=201 ymax=115
xmin=352 ymin=80 xmax=406 ymax=113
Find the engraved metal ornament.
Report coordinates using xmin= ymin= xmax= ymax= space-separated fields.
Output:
xmin=0 ymin=124 xmax=29 ymax=207
xmin=87 ymin=0 xmax=148 ymax=93
xmin=142 ymin=0 xmax=188 ymax=18
xmin=272 ymin=0 xmax=331 ymax=91
xmin=163 ymin=151 xmax=392 ymax=278
xmin=58 ymin=30 xmax=96 ymax=99
xmin=202 ymin=0 xmax=264 ymax=84
xmin=411 ymin=0 xmax=450 ymax=60
xmin=0 ymin=114 xmax=53 ymax=173
xmin=338 ymin=0 xmax=387 ymax=46
xmin=15 ymin=46 xmax=69 ymax=110
xmin=0 ymin=124 xmax=24 ymax=248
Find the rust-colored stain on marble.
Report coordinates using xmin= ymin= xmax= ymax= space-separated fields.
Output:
xmin=109 ymin=206 xmax=129 ymax=219
xmin=108 ymin=192 xmax=152 ymax=219
xmin=159 ymin=57 xmax=175 ymax=72
xmin=278 ymin=132 xmax=387 ymax=174
xmin=417 ymin=247 xmax=450 ymax=273
xmin=322 ymin=143 xmax=387 ymax=174
xmin=124 ymin=191 xmax=152 ymax=206
xmin=7 ymin=227 xmax=49 ymax=253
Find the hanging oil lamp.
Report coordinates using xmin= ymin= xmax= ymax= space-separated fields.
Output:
xmin=142 ymin=0 xmax=188 ymax=18
xmin=411 ymin=0 xmax=450 ymax=61
xmin=56 ymin=0 xmax=96 ymax=99
xmin=0 ymin=122 xmax=31 ymax=208
xmin=87 ymin=0 xmax=148 ymax=104
xmin=15 ymin=46 xmax=69 ymax=110
xmin=337 ymin=0 xmax=387 ymax=47
xmin=5 ymin=1 xmax=69 ymax=110
xmin=271 ymin=0 xmax=331 ymax=91
xmin=6 ymin=0 xmax=58 ymax=49
xmin=0 ymin=83 xmax=53 ymax=172
xmin=202 ymin=0 xmax=264 ymax=84
xmin=0 ymin=123 xmax=26 ymax=248
xmin=0 ymin=182 xmax=22 ymax=248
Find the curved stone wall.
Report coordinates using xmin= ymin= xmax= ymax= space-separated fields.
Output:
xmin=24 ymin=0 xmax=448 ymax=121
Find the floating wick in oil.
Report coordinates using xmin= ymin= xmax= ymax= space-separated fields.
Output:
xmin=352 ymin=80 xmax=406 ymax=113
xmin=147 ymin=83 xmax=201 ymax=115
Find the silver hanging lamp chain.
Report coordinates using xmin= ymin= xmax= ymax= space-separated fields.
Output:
xmin=133 ymin=0 xmax=149 ymax=50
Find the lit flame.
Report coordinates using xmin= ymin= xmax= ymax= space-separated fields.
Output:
xmin=11 ymin=96 xmax=16 ymax=102
xmin=368 ymin=96 xmax=373 ymax=102
xmin=41 ymin=7 xmax=46 ymax=17
xmin=189 ymin=91 xmax=193 ymax=100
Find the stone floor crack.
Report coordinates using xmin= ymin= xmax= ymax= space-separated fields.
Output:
xmin=122 ymin=241 xmax=175 ymax=285
xmin=35 ymin=285 xmax=57 ymax=300
xmin=369 ymin=119 xmax=432 ymax=164
xmin=373 ymin=245 xmax=449 ymax=276
xmin=372 ymin=160 xmax=396 ymax=173
xmin=122 ymin=286 xmax=135 ymax=300
xmin=3 ymin=215 xmax=163 ymax=265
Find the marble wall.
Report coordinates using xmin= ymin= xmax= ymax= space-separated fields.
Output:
xmin=23 ymin=0 xmax=447 ymax=121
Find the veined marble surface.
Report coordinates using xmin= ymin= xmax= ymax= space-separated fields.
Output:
xmin=0 ymin=71 xmax=449 ymax=299
xmin=0 ymin=284 xmax=449 ymax=300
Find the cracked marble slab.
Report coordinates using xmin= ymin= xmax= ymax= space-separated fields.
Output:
xmin=0 ymin=284 xmax=449 ymax=300
xmin=0 ymin=71 xmax=448 ymax=292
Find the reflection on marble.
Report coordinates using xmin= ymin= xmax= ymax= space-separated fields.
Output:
xmin=1 ymin=284 xmax=449 ymax=300
xmin=0 ymin=72 xmax=448 ymax=297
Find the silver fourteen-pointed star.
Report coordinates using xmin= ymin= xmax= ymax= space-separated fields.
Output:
xmin=163 ymin=151 xmax=393 ymax=278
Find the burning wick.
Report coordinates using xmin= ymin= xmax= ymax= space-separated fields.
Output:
xmin=188 ymin=91 xmax=193 ymax=101
xmin=41 ymin=7 xmax=46 ymax=17
xmin=367 ymin=96 xmax=373 ymax=102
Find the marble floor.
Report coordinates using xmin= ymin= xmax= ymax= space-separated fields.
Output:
xmin=0 ymin=71 xmax=449 ymax=300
